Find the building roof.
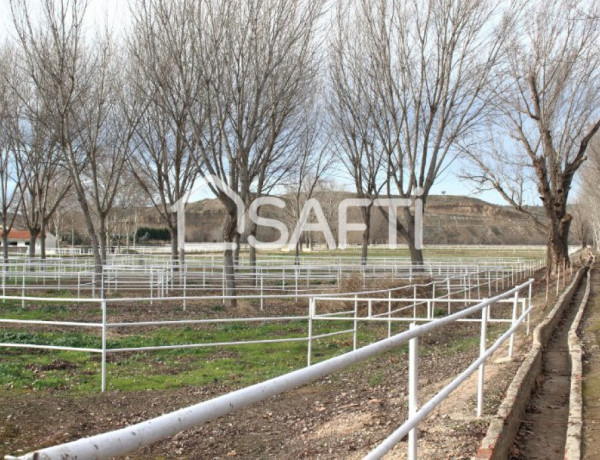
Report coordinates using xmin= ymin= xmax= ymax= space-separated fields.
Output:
xmin=0 ymin=230 xmax=32 ymax=240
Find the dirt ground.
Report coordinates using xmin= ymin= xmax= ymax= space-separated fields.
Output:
xmin=0 ymin=274 xmax=553 ymax=459
xmin=582 ymin=271 xmax=600 ymax=459
xmin=511 ymin=271 xmax=587 ymax=459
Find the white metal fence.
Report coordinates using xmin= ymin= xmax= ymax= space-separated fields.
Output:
xmin=4 ymin=278 xmax=535 ymax=460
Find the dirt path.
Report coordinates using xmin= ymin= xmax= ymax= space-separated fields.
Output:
xmin=582 ymin=271 xmax=600 ymax=459
xmin=511 ymin=274 xmax=587 ymax=459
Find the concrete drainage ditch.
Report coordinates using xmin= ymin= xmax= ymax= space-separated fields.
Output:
xmin=476 ymin=264 xmax=592 ymax=460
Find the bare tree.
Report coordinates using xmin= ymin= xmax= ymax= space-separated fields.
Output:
xmin=179 ymin=0 xmax=323 ymax=303
xmin=75 ymin=37 xmax=141 ymax=263
xmin=330 ymin=10 xmax=388 ymax=263
xmin=9 ymin=0 xmax=108 ymax=268
xmin=332 ymin=0 xmax=512 ymax=266
xmin=571 ymin=201 xmax=591 ymax=248
xmin=9 ymin=78 xmax=70 ymax=259
xmin=108 ymin=172 xmax=149 ymax=251
xmin=49 ymin=188 xmax=77 ymax=250
xmin=11 ymin=0 xmax=143 ymax=268
xmin=0 ymin=42 xmax=23 ymax=262
xmin=129 ymin=0 xmax=199 ymax=265
xmin=463 ymin=0 xmax=600 ymax=271
xmin=578 ymin=138 xmax=600 ymax=249
xmin=283 ymin=108 xmax=334 ymax=263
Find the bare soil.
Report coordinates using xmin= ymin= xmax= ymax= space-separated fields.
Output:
xmin=511 ymin=271 xmax=587 ymax=459
xmin=582 ymin=271 xmax=600 ymax=459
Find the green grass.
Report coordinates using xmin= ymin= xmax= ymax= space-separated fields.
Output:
xmin=0 ymin=311 xmax=516 ymax=396
xmin=0 ymin=317 xmax=392 ymax=393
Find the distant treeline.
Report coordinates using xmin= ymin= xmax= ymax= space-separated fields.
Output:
xmin=136 ymin=227 xmax=171 ymax=241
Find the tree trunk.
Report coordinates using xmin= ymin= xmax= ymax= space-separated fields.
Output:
xmin=360 ymin=206 xmax=372 ymax=266
xmin=40 ymin=232 xmax=46 ymax=260
xmin=234 ymin=233 xmax=241 ymax=265
xmin=2 ymin=233 xmax=8 ymax=263
xmin=99 ymin=214 xmax=108 ymax=265
xmin=249 ymin=220 xmax=258 ymax=284
xmin=28 ymin=230 xmax=38 ymax=258
xmin=396 ymin=208 xmax=425 ymax=271
xmin=73 ymin=189 xmax=103 ymax=276
xmin=295 ymin=241 xmax=301 ymax=265
xmin=361 ymin=227 xmax=370 ymax=266
xmin=168 ymin=220 xmax=179 ymax=266
xmin=408 ymin=241 xmax=424 ymax=267
xmin=223 ymin=210 xmax=238 ymax=307
xmin=548 ymin=214 xmax=571 ymax=272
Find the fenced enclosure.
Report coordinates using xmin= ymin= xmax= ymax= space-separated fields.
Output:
xmin=0 ymin=250 xmax=551 ymax=459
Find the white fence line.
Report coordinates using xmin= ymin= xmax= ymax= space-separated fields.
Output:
xmin=0 ymin=261 xmax=538 ymax=392
xmin=0 ymin=257 xmax=542 ymax=310
xmin=5 ymin=279 xmax=534 ymax=460
xmin=365 ymin=298 xmax=531 ymax=459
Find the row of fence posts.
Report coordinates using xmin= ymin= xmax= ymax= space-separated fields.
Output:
xmin=405 ymin=284 xmax=529 ymax=460
xmin=305 ymin=271 xmax=533 ymax=460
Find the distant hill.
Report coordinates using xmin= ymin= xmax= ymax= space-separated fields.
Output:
xmin=55 ymin=193 xmax=552 ymax=246
xmin=182 ymin=193 xmax=548 ymax=246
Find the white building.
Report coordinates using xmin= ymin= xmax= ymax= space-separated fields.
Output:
xmin=0 ymin=230 xmax=58 ymax=251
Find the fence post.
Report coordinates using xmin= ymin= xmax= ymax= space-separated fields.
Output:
xmin=368 ymin=299 xmax=372 ymax=318
xmin=260 ymin=272 xmax=264 ymax=311
xmin=307 ymin=298 xmax=314 ymax=366
xmin=408 ymin=322 xmax=418 ymax=460
xmin=150 ymin=267 xmax=154 ymax=305
xmin=101 ymin=298 xmax=107 ymax=392
xmin=21 ymin=262 xmax=25 ymax=308
xmin=477 ymin=304 xmax=488 ymax=417
xmin=183 ymin=264 xmax=187 ymax=311
xmin=527 ymin=282 xmax=532 ymax=335
xmin=294 ymin=267 xmax=298 ymax=302
xmin=447 ymin=278 xmax=451 ymax=314
xmin=222 ymin=265 xmax=226 ymax=305
xmin=413 ymin=285 xmax=417 ymax=318
xmin=508 ymin=291 xmax=518 ymax=358
xmin=353 ymin=294 xmax=358 ymax=350
xmin=388 ymin=291 xmax=392 ymax=338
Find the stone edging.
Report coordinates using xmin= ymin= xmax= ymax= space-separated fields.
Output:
xmin=475 ymin=267 xmax=587 ymax=460
xmin=565 ymin=263 xmax=593 ymax=459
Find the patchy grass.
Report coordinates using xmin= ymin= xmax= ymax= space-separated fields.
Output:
xmin=0 ymin=316 xmax=396 ymax=393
